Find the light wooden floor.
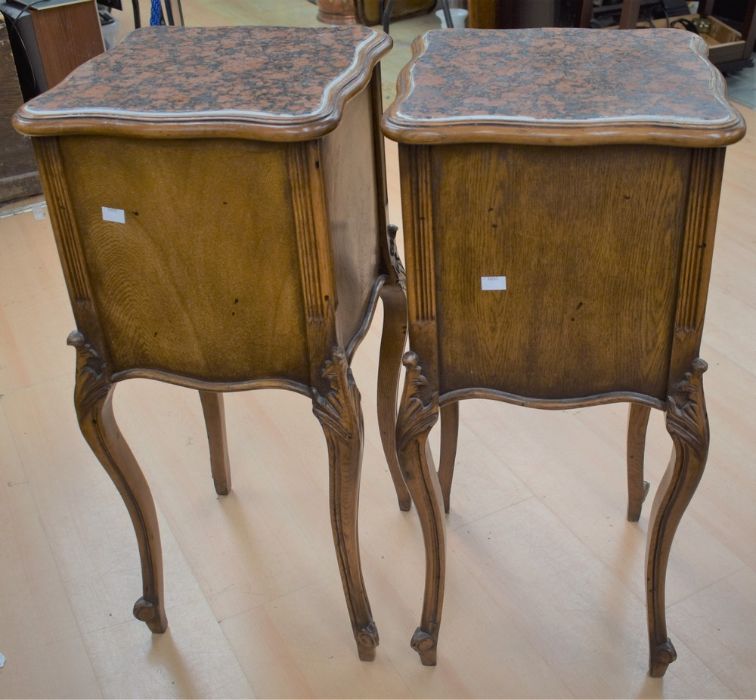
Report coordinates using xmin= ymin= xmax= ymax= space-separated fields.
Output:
xmin=2 ymin=3 xmax=756 ymax=699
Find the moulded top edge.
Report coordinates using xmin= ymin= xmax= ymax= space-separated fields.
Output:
xmin=15 ymin=25 xmax=391 ymax=140
xmin=382 ymin=29 xmax=745 ymax=147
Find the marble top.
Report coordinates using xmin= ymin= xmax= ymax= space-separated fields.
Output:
xmin=15 ymin=25 xmax=391 ymax=140
xmin=382 ymin=28 xmax=745 ymax=146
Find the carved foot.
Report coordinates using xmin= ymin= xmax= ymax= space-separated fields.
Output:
xmin=411 ymin=627 xmax=437 ymax=666
xmin=133 ymin=596 xmax=167 ymax=633
xmin=356 ymin=621 xmax=380 ymax=661
xmin=649 ymin=638 xmax=677 ymax=677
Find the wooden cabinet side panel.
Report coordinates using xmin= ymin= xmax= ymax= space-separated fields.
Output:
xmin=431 ymin=144 xmax=690 ymax=400
xmin=321 ymin=87 xmax=382 ymax=348
xmin=57 ymin=136 xmax=310 ymax=384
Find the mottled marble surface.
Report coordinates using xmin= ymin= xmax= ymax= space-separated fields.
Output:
xmin=384 ymin=28 xmax=743 ymax=137
xmin=16 ymin=25 xmax=389 ymax=134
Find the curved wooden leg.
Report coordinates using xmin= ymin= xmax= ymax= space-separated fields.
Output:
xmin=68 ymin=331 xmax=167 ymax=633
xmin=646 ymin=359 xmax=709 ymax=678
xmin=199 ymin=390 xmax=231 ymax=496
xmin=312 ymin=348 xmax=378 ymax=661
xmin=377 ymin=281 xmax=411 ymax=511
xmin=438 ymin=401 xmax=459 ymax=514
xmin=627 ymin=403 xmax=651 ymax=521
xmin=397 ymin=352 xmax=444 ymax=666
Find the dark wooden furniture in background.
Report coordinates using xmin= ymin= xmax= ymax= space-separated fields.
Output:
xmin=0 ymin=18 xmax=39 ymax=203
xmin=383 ymin=28 xmax=745 ymax=677
xmin=2 ymin=0 xmax=103 ymax=95
xmin=15 ymin=24 xmax=408 ymax=662
xmin=468 ymin=0 xmax=755 ymax=70
xmin=316 ymin=0 xmax=435 ymax=25
xmin=30 ymin=0 xmax=103 ymax=89
xmin=468 ymin=0 xmax=593 ymax=28
xmin=610 ymin=0 xmax=756 ymax=70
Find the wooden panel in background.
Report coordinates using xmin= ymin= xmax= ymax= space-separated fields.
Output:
xmin=30 ymin=0 xmax=104 ymax=90
xmin=0 ymin=20 xmax=39 ymax=204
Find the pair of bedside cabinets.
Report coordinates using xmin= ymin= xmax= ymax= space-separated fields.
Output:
xmin=14 ymin=24 xmax=745 ymax=678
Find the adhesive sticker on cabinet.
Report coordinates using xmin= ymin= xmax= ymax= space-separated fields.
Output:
xmin=102 ymin=207 xmax=126 ymax=224
xmin=481 ymin=276 xmax=507 ymax=291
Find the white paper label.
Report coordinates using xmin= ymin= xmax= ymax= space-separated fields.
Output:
xmin=481 ymin=276 xmax=507 ymax=291
xmin=102 ymin=207 xmax=125 ymax=224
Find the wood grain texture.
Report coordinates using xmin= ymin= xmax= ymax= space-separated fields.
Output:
xmin=14 ymin=26 xmax=392 ymax=141
xmin=382 ymin=29 xmax=745 ymax=147
xmin=29 ymin=0 xmax=104 ymax=90
xmin=321 ymin=87 xmax=381 ymax=345
xmin=429 ymin=143 xmax=689 ymax=401
xmin=669 ymin=148 xmax=725 ymax=385
xmin=58 ymin=135 xmax=311 ymax=384
xmin=289 ymin=140 xmax=334 ymax=326
xmin=401 ymin=145 xmax=435 ymax=323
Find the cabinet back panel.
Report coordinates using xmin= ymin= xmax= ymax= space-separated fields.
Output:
xmin=432 ymin=144 xmax=690 ymax=400
xmin=60 ymin=136 xmax=309 ymax=384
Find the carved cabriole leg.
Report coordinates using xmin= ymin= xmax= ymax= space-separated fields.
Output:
xmin=397 ymin=351 xmax=444 ymax=666
xmin=198 ymin=391 xmax=231 ymax=496
xmin=646 ymin=359 xmax=709 ymax=677
xmin=312 ymin=348 xmax=378 ymax=661
xmin=377 ymin=224 xmax=411 ymax=511
xmin=68 ymin=331 xmax=167 ymax=633
xmin=627 ymin=403 xmax=651 ymax=522
xmin=378 ymin=282 xmax=411 ymax=510
xmin=438 ymin=401 xmax=459 ymax=514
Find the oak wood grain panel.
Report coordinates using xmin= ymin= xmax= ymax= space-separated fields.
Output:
xmin=321 ymin=86 xmax=382 ymax=348
xmin=58 ymin=136 xmax=309 ymax=384
xmin=431 ymin=144 xmax=691 ymax=400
